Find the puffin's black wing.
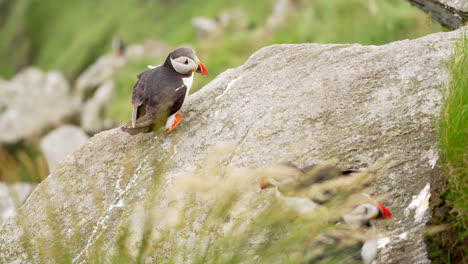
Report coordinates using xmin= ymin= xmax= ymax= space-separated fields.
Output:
xmin=132 ymin=69 xmax=153 ymax=108
xmin=170 ymin=85 xmax=187 ymax=115
xmin=299 ymin=165 xmax=358 ymax=187
xmin=130 ymin=69 xmax=154 ymax=126
xmin=130 ymin=66 xmax=186 ymax=126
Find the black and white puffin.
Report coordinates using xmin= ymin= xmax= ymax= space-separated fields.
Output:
xmin=307 ymin=201 xmax=392 ymax=264
xmin=342 ymin=201 xmax=392 ymax=264
xmin=342 ymin=202 xmax=392 ymax=228
xmin=121 ymin=47 xmax=209 ymax=135
xmin=258 ymin=163 xmax=359 ymax=215
xmin=258 ymin=163 xmax=392 ymax=263
xmin=259 ymin=163 xmax=359 ymax=204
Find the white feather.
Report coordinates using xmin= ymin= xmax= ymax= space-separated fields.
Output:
xmin=182 ymin=75 xmax=194 ymax=97
xmin=342 ymin=203 xmax=379 ymax=227
xmin=165 ymin=114 xmax=177 ymax=130
xmin=361 ymin=239 xmax=378 ymax=264
xmin=275 ymin=187 xmax=316 ymax=215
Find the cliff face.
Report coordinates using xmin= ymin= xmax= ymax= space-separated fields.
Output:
xmin=1 ymin=28 xmax=465 ymax=263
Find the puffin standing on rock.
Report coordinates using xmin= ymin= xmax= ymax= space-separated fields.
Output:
xmin=121 ymin=47 xmax=209 ymax=135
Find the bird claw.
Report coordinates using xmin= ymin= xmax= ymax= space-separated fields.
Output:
xmin=164 ymin=113 xmax=184 ymax=134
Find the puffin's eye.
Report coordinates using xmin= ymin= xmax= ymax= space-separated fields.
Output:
xmin=184 ymin=59 xmax=189 ymax=65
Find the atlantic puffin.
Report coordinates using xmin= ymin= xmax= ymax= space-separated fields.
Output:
xmin=342 ymin=201 xmax=392 ymax=264
xmin=258 ymin=163 xmax=392 ymax=263
xmin=258 ymin=163 xmax=359 ymax=215
xmin=121 ymin=47 xmax=209 ymax=135
xmin=259 ymin=163 xmax=360 ymax=204
xmin=113 ymin=36 xmax=126 ymax=57
xmin=342 ymin=202 xmax=392 ymax=228
xmin=307 ymin=201 xmax=392 ymax=264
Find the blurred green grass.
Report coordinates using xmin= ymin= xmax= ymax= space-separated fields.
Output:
xmin=1 ymin=0 xmax=442 ymax=82
xmin=442 ymin=32 xmax=467 ymax=234
xmin=431 ymin=31 xmax=468 ymax=263
xmin=0 ymin=0 xmax=273 ymax=80
xmin=0 ymin=0 xmax=443 ymax=122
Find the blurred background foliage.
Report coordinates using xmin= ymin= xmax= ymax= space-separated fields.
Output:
xmin=1 ymin=0 xmax=443 ymax=118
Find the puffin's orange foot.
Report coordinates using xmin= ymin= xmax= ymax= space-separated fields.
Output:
xmin=164 ymin=113 xmax=184 ymax=134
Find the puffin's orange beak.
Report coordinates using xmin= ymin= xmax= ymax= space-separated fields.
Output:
xmin=377 ymin=203 xmax=392 ymax=219
xmin=259 ymin=176 xmax=269 ymax=189
xmin=197 ymin=61 xmax=209 ymax=76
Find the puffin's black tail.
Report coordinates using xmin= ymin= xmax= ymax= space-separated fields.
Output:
xmin=341 ymin=169 xmax=358 ymax=175
xmin=120 ymin=125 xmax=152 ymax=135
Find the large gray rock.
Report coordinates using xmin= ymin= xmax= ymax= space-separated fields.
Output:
xmin=0 ymin=68 xmax=80 ymax=144
xmin=0 ymin=28 xmax=466 ymax=263
xmin=39 ymin=125 xmax=90 ymax=171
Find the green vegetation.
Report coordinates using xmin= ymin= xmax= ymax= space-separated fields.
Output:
xmin=430 ymin=31 xmax=468 ymax=263
xmin=0 ymin=145 xmax=48 ymax=183
xmin=0 ymin=0 xmax=273 ymax=80
xmin=441 ymin=31 xmax=468 ymax=237
xmin=1 ymin=0 xmax=443 ymax=120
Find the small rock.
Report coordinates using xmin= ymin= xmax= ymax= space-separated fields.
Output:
xmin=143 ymin=39 xmax=173 ymax=58
xmin=0 ymin=68 xmax=79 ymax=144
xmin=124 ymin=45 xmax=145 ymax=59
xmin=266 ymin=0 xmax=294 ymax=30
xmin=75 ymin=55 xmax=126 ymax=96
xmin=192 ymin=17 xmax=220 ymax=39
xmin=39 ymin=125 xmax=89 ymax=171
xmin=81 ymin=80 xmax=115 ymax=133
xmin=0 ymin=182 xmax=36 ymax=224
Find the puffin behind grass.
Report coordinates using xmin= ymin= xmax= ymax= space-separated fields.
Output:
xmin=121 ymin=47 xmax=209 ymax=135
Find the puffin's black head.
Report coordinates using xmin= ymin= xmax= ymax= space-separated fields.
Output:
xmin=166 ymin=47 xmax=209 ymax=76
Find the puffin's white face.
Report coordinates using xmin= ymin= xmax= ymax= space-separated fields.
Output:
xmin=342 ymin=203 xmax=379 ymax=226
xmin=171 ymin=56 xmax=198 ymax=75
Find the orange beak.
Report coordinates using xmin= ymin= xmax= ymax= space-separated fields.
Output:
xmin=197 ymin=61 xmax=209 ymax=76
xmin=259 ymin=176 xmax=270 ymax=189
xmin=377 ymin=203 xmax=392 ymax=219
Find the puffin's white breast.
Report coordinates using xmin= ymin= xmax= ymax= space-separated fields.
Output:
xmin=182 ymin=75 xmax=194 ymax=97
xmin=361 ymin=239 xmax=378 ymax=264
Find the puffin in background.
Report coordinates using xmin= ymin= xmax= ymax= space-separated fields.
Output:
xmin=259 ymin=163 xmax=360 ymax=205
xmin=121 ymin=47 xmax=209 ymax=135
xmin=112 ymin=36 xmax=126 ymax=57
xmin=342 ymin=200 xmax=392 ymax=264
xmin=258 ymin=163 xmax=393 ymax=264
